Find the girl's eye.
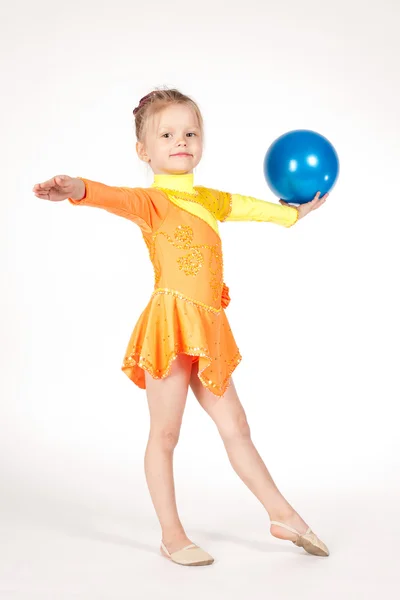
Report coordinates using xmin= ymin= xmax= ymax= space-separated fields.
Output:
xmin=161 ymin=132 xmax=197 ymax=138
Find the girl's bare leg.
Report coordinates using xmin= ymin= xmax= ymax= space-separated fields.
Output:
xmin=189 ymin=364 xmax=310 ymax=542
xmin=144 ymin=353 xmax=194 ymax=554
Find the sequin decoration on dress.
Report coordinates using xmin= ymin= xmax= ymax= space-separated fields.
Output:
xmin=121 ymin=192 xmax=241 ymax=397
xmin=67 ymin=177 xmax=242 ymax=397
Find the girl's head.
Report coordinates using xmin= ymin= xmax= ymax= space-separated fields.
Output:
xmin=133 ymin=88 xmax=204 ymax=175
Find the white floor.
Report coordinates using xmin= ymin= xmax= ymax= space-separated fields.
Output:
xmin=0 ymin=472 xmax=398 ymax=600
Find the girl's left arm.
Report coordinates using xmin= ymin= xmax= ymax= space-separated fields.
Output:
xmin=220 ymin=193 xmax=299 ymax=227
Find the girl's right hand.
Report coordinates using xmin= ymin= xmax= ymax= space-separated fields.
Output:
xmin=32 ymin=175 xmax=85 ymax=202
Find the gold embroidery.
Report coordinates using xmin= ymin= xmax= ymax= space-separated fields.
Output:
xmin=177 ymin=248 xmax=205 ymax=276
xmin=195 ymin=186 xmax=232 ymax=221
xmin=208 ymin=246 xmax=223 ymax=302
xmin=151 ymin=287 xmax=222 ymax=313
xmin=142 ymin=234 xmax=161 ymax=287
xmin=174 ymin=224 xmax=193 ymax=247
xmin=152 ymin=225 xmax=223 ymax=292
xmin=143 ymin=190 xmax=227 ymax=298
xmin=220 ymin=192 xmax=233 ymax=221
xmin=156 ymin=186 xmax=232 ymax=221
xmin=122 ymin=344 xmax=242 ymax=396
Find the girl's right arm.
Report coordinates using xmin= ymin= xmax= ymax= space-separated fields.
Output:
xmin=32 ymin=175 xmax=167 ymax=233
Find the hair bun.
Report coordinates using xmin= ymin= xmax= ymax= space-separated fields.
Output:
xmin=133 ymin=91 xmax=157 ymax=115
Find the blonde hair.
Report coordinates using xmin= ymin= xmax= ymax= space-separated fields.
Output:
xmin=133 ymin=87 xmax=204 ymax=142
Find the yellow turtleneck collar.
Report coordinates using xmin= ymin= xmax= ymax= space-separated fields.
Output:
xmin=151 ymin=173 xmax=195 ymax=194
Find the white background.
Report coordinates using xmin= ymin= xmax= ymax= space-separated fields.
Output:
xmin=1 ymin=0 xmax=399 ymax=598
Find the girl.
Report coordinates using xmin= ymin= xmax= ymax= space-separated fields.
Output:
xmin=33 ymin=88 xmax=329 ymax=567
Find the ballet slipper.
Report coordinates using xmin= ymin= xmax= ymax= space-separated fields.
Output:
xmin=160 ymin=541 xmax=214 ymax=566
xmin=270 ymin=521 xmax=329 ymax=557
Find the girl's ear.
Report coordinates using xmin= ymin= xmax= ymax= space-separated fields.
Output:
xmin=136 ymin=141 xmax=150 ymax=163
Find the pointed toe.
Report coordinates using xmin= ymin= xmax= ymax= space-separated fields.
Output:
xmin=270 ymin=521 xmax=330 ymax=557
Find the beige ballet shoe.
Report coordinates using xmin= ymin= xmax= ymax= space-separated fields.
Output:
xmin=160 ymin=541 xmax=214 ymax=566
xmin=270 ymin=521 xmax=329 ymax=557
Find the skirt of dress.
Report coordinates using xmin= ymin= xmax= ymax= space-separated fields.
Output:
xmin=121 ymin=290 xmax=242 ymax=397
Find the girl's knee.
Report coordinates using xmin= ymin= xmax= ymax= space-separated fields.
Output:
xmin=150 ymin=427 xmax=181 ymax=451
xmin=220 ymin=413 xmax=251 ymax=442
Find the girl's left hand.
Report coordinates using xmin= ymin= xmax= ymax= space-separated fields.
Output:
xmin=279 ymin=191 xmax=329 ymax=220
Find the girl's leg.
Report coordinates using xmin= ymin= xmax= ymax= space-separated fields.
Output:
xmin=189 ymin=364 xmax=310 ymax=542
xmin=144 ymin=353 xmax=194 ymax=554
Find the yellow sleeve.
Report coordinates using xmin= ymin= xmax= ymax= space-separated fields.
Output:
xmin=194 ymin=186 xmax=232 ymax=222
xmin=220 ymin=193 xmax=299 ymax=227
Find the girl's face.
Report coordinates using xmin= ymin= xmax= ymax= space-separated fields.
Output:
xmin=136 ymin=104 xmax=203 ymax=175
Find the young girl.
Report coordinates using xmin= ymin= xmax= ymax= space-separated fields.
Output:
xmin=33 ymin=88 xmax=329 ymax=567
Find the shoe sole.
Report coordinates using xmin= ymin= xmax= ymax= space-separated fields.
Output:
xmin=296 ymin=539 xmax=329 ymax=557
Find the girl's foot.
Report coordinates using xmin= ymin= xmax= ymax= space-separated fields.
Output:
xmin=269 ymin=510 xmax=329 ymax=556
xmin=160 ymin=534 xmax=215 ymax=566
xmin=161 ymin=534 xmax=195 ymax=555
xmin=269 ymin=510 xmax=309 ymax=542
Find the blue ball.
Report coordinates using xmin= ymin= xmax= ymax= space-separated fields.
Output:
xmin=263 ymin=130 xmax=339 ymax=205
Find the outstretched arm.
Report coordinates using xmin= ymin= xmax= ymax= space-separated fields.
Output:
xmin=279 ymin=192 xmax=328 ymax=220
xmin=221 ymin=191 xmax=329 ymax=225
xmin=221 ymin=193 xmax=299 ymax=227
xmin=33 ymin=175 xmax=168 ymax=233
xmin=67 ymin=177 xmax=168 ymax=233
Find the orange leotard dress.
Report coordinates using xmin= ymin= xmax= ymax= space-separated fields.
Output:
xmin=68 ymin=173 xmax=298 ymax=397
